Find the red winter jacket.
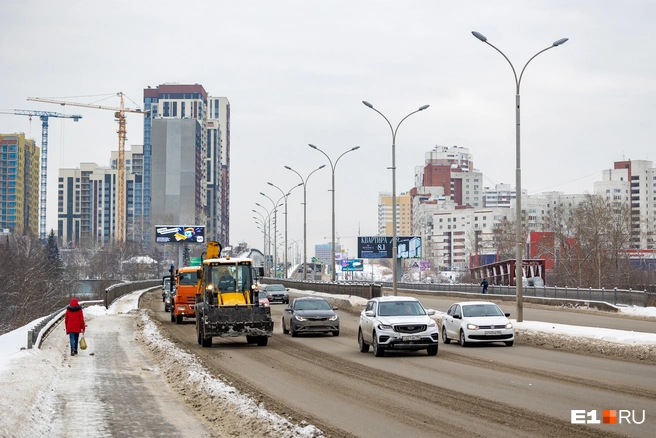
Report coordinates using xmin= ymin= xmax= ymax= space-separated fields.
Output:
xmin=65 ymin=298 xmax=86 ymax=334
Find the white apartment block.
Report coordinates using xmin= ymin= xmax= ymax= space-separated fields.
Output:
xmin=597 ymin=160 xmax=656 ymax=249
xmin=425 ymin=145 xmax=473 ymax=170
xmin=451 ymin=170 xmax=484 ymax=208
xmin=431 ymin=207 xmax=508 ymax=270
xmin=484 ymin=183 xmax=524 ymax=208
xmin=520 ymin=191 xmax=589 ymax=232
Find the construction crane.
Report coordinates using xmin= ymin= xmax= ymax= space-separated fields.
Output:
xmin=27 ymin=93 xmax=147 ymax=243
xmin=0 ymin=109 xmax=82 ymax=240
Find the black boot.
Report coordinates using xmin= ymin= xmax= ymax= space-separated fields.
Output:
xmin=74 ymin=349 xmax=78 ymax=355
xmin=71 ymin=348 xmax=75 ymax=356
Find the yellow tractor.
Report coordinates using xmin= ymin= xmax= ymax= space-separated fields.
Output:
xmin=195 ymin=241 xmax=274 ymax=347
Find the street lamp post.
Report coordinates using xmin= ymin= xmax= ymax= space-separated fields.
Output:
xmin=252 ymin=210 xmax=267 ymax=272
xmin=260 ymin=193 xmax=285 ymax=277
xmin=285 ymin=164 xmax=326 ymax=280
xmin=472 ymin=30 xmax=568 ymax=322
xmin=268 ymin=182 xmax=303 ymax=279
xmin=309 ymin=144 xmax=361 ymax=282
xmin=255 ymin=202 xmax=275 ymax=276
xmin=362 ymin=101 xmax=429 ymax=296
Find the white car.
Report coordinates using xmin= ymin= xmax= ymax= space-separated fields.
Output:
xmin=358 ymin=296 xmax=439 ymax=357
xmin=442 ymin=301 xmax=514 ymax=347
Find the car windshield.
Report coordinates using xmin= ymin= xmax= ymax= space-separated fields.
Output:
xmin=294 ymin=300 xmax=332 ymax=311
xmin=378 ymin=301 xmax=425 ymax=316
xmin=462 ymin=304 xmax=504 ymax=318
xmin=258 ymin=291 xmax=268 ymax=299
xmin=179 ymin=273 xmax=197 ymax=285
xmin=267 ymin=285 xmax=285 ymax=291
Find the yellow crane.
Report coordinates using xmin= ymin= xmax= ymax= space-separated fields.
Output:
xmin=27 ymin=93 xmax=147 ymax=243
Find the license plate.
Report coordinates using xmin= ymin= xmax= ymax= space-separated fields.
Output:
xmin=486 ymin=330 xmax=501 ymax=336
xmin=403 ymin=335 xmax=421 ymax=341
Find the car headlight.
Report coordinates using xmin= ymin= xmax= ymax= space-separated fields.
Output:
xmin=295 ymin=315 xmax=307 ymax=321
xmin=505 ymin=322 xmax=513 ymax=329
xmin=466 ymin=323 xmax=479 ymax=330
xmin=377 ymin=323 xmax=393 ymax=330
xmin=427 ymin=321 xmax=437 ymax=328
xmin=328 ymin=315 xmax=339 ymax=321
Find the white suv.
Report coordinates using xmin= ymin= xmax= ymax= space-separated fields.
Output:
xmin=358 ymin=296 xmax=439 ymax=357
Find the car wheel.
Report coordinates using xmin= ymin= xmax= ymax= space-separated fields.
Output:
xmin=291 ymin=322 xmax=298 ymax=337
xmin=459 ymin=330 xmax=468 ymax=347
xmin=332 ymin=330 xmax=340 ymax=337
xmin=505 ymin=340 xmax=514 ymax=347
xmin=373 ymin=331 xmax=385 ymax=357
xmin=170 ymin=310 xmax=175 ymax=322
xmin=282 ymin=318 xmax=289 ymax=334
xmin=427 ymin=345 xmax=438 ymax=356
xmin=256 ymin=336 xmax=268 ymax=347
xmin=442 ymin=326 xmax=450 ymax=344
xmin=176 ymin=315 xmax=183 ymax=324
xmin=246 ymin=336 xmax=256 ymax=344
xmin=358 ymin=329 xmax=370 ymax=353
xmin=196 ymin=323 xmax=202 ymax=345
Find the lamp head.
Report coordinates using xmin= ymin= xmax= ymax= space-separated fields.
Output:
xmin=418 ymin=105 xmax=430 ymax=111
xmin=472 ymin=31 xmax=487 ymax=42
xmin=259 ymin=192 xmax=266 ymax=196
xmin=318 ymin=164 xmax=326 ymax=169
xmin=267 ymin=182 xmax=273 ymax=186
xmin=362 ymin=100 xmax=373 ymax=109
xmin=553 ymin=38 xmax=569 ymax=47
xmin=308 ymin=143 xmax=317 ymax=149
xmin=255 ymin=202 xmax=262 ymax=207
xmin=284 ymin=165 xmax=292 ymax=170
xmin=352 ymin=146 xmax=361 ymax=151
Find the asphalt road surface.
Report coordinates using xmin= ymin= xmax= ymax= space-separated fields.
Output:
xmin=141 ymin=290 xmax=656 ymax=438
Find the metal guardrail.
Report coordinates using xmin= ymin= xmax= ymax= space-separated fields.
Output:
xmin=378 ymin=282 xmax=655 ymax=307
xmin=27 ymin=279 xmax=161 ymax=350
xmin=260 ymin=278 xmax=382 ymax=299
xmin=105 ymin=279 xmax=161 ymax=308
xmin=28 ymin=300 xmax=104 ymax=349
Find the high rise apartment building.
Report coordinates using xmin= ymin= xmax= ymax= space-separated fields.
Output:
xmin=58 ymin=148 xmax=143 ymax=247
xmin=143 ymin=84 xmax=230 ymax=245
xmin=378 ymin=192 xmax=412 ymax=236
xmin=207 ymin=96 xmax=230 ymax=245
xmin=597 ymin=160 xmax=655 ymax=249
xmin=0 ymin=134 xmax=39 ymax=236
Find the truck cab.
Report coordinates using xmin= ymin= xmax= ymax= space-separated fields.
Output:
xmin=171 ymin=266 xmax=199 ymax=324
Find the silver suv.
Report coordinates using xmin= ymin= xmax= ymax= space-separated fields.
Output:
xmin=358 ymin=296 xmax=439 ymax=357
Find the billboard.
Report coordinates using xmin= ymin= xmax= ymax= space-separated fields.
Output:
xmin=341 ymin=259 xmax=364 ymax=271
xmin=357 ymin=236 xmax=422 ymax=259
xmin=155 ymin=226 xmax=205 ymax=243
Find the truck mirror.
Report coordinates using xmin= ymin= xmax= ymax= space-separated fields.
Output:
xmin=196 ymin=269 xmax=202 ymax=280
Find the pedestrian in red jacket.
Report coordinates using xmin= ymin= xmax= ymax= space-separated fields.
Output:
xmin=65 ymin=298 xmax=86 ymax=356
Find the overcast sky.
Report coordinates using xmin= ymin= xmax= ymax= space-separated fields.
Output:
xmin=1 ymin=1 xmax=655 ymax=256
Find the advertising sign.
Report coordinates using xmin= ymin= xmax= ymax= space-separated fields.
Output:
xmin=341 ymin=259 xmax=364 ymax=271
xmin=357 ymin=236 xmax=422 ymax=259
xmin=155 ymin=226 xmax=205 ymax=243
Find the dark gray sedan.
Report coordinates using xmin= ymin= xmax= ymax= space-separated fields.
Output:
xmin=282 ymin=297 xmax=340 ymax=337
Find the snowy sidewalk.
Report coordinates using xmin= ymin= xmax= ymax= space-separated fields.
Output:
xmin=1 ymin=289 xmax=211 ymax=438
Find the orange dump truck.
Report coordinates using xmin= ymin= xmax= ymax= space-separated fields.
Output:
xmin=171 ymin=266 xmax=199 ymax=324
